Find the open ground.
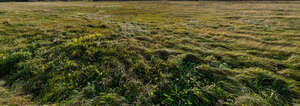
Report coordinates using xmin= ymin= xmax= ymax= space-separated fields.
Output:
xmin=0 ymin=1 xmax=300 ymax=105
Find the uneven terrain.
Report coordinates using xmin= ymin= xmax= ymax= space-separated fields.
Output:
xmin=0 ymin=1 xmax=300 ymax=105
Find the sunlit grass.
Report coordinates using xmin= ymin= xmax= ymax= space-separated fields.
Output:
xmin=0 ymin=1 xmax=299 ymax=105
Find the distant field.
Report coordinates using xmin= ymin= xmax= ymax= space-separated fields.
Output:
xmin=0 ymin=1 xmax=299 ymax=105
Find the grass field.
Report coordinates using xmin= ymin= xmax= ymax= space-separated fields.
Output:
xmin=0 ymin=1 xmax=300 ymax=105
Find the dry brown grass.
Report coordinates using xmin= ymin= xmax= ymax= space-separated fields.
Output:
xmin=0 ymin=80 xmax=35 ymax=105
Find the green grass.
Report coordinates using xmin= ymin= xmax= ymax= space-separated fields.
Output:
xmin=0 ymin=1 xmax=300 ymax=105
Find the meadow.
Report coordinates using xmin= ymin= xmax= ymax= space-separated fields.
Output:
xmin=0 ymin=1 xmax=300 ymax=105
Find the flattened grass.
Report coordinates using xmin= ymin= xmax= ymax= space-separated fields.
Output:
xmin=0 ymin=1 xmax=299 ymax=105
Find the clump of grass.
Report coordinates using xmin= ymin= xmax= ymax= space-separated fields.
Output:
xmin=2 ymin=19 xmax=10 ymax=25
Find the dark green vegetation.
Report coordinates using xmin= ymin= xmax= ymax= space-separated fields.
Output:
xmin=0 ymin=1 xmax=300 ymax=105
